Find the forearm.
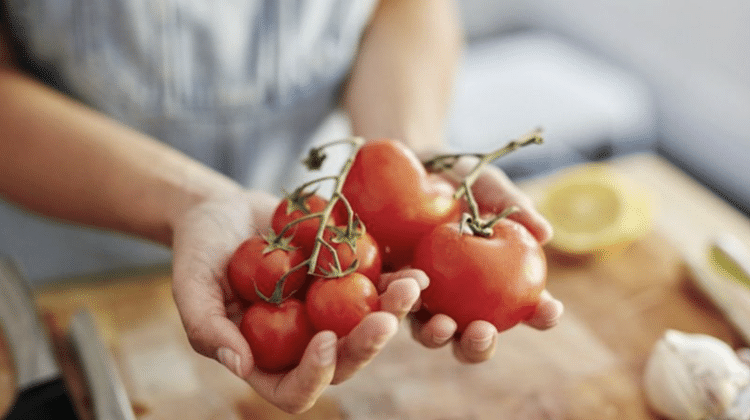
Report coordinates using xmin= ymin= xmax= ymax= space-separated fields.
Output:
xmin=343 ymin=0 xmax=463 ymax=153
xmin=0 ymin=68 xmax=243 ymax=245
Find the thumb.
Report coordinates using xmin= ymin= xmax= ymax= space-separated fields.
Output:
xmin=170 ymin=196 xmax=255 ymax=378
xmin=175 ymin=292 xmax=254 ymax=379
xmin=171 ymin=256 xmax=254 ymax=379
xmin=208 ymin=316 xmax=255 ymax=379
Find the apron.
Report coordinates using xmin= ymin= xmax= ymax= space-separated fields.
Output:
xmin=1 ymin=0 xmax=377 ymax=283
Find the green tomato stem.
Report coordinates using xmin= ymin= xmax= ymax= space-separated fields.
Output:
xmin=426 ymin=128 xmax=544 ymax=237
xmin=483 ymin=206 xmax=521 ymax=230
xmin=292 ymin=176 xmax=339 ymax=195
xmin=306 ymin=137 xmax=365 ymax=275
xmin=452 ymin=128 xmax=544 ymax=201
xmin=273 ymin=211 xmax=324 ymax=242
xmin=262 ymin=260 xmax=310 ymax=304
xmin=266 ymin=136 xmax=365 ymax=303
xmin=318 ymin=239 xmax=342 ymax=273
xmin=463 ymin=178 xmax=481 ymax=221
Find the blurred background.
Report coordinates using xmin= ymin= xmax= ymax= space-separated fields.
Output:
xmin=3 ymin=3 xmax=747 ymax=418
xmin=448 ymin=0 xmax=749 ymax=213
xmin=5 ymin=0 xmax=748 ymax=284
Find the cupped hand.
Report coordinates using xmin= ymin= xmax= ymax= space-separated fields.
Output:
xmin=410 ymin=157 xmax=564 ymax=363
xmin=169 ymin=189 xmax=424 ymax=413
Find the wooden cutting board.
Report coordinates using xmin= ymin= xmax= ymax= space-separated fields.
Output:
xmin=27 ymin=231 xmax=739 ymax=420
xmin=3 ymin=153 xmax=750 ymax=419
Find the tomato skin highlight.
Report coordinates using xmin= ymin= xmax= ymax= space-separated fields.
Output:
xmin=240 ymin=299 xmax=316 ymax=373
xmin=342 ymin=139 xmax=461 ymax=270
xmin=305 ymin=273 xmax=380 ymax=337
xmin=227 ymin=237 xmax=308 ymax=303
xmin=412 ymin=219 xmax=547 ymax=333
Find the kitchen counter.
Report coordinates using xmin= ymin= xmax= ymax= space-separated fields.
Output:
xmin=3 ymin=152 xmax=750 ymax=419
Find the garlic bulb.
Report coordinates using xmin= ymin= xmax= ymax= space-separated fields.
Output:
xmin=643 ymin=329 xmax=750 ymax=420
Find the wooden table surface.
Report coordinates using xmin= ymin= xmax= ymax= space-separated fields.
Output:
xmin=3 ymin=152 xmax=750 ymax=419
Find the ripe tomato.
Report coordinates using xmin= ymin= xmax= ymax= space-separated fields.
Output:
xmin=272 ymin=192 xmax=346 ymax=252
xmin=227 ymin=236 xmax=308 ymax=302
xmin=240 ymin=298 xmax=315 ymax=373
xmin=412 ymin=218 xmax=547 ymax=333
xmin=315 ymin=226 xmax=382 ymax=282
xmin=342 ymin=139 xmax=461 ymax=271
xmin=305 ymin=273 xmax=380 ymax=337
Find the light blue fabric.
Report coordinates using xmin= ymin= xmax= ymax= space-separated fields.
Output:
xmin=1 ymin=0 xmax=377 ymax=283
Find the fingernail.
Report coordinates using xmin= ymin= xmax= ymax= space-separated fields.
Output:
xmin=535 ymin=213 xmax=555 ymax=243
xmin=413 ymin=275 xmax=429 ymax=290
xmin=411 ymin=297 xmax=423 ymax=313
xmin=535 ymin=295 xmax=564 ymax=327
xmin=432 ymin=332 xmax=451 ymax=345
xmin=546 ymin=299 xmax=564 ymax=326
xmin=400 ymin=296 xmax=416 ymax=313
xmin=217 ymin=347 xmax=242 ymax=377
xmin=470 ymin=336 xmax=493 ymax=352
xmin=370 ymin=332 xmax=392 ymax=349
xmin=316 ymin=332 xmax=337 ymax=367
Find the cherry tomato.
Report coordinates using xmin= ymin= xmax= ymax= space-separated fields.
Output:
xmin=342 ymin=139 xmax=461 ymax=270
xmin=240 ymin=298 xmax=315 ymax=373
xmin=272 ymin=192 xmax=346 ymax=252
xmin=227 ymin=236 xmax=308 ymax=302
xmin=412 ymin=218 xmax=547 ymax=333
xmin=305 ymin=273 xmax=380 ymax=337
xmin=314 ymin=226 xmax=382 ymax=282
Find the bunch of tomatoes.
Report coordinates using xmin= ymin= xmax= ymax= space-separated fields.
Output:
xmin=227 ymin=137 xmax=548 ymax=373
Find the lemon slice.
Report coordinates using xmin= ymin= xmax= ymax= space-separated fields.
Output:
xmin=539 ymin=164 xmax=653 ymax=257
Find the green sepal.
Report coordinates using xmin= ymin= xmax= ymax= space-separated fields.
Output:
xmin=261 ymin=230 xmax=298 ymax=254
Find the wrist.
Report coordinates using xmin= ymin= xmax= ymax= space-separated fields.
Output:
xmin=399 ymin=125 xmax=448 ymax=156
xmin=165 ymin=166 xmax=246 ymax=245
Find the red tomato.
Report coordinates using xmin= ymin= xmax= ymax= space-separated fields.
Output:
xmin=305 ymin=273 xmax=380 ymax=337
xmin=342 ymin=139 xmax=461 ymax=271
xmin=272 ymin=192 xmax=346 ymax=252
xmin=227 ymin=236 xmax=308 ymax=302
xmin=412 ymin=218 xmax=547 ymax=333
xmin=240 ymin=299 xmax=315 ymax=373
xmin=315 ymin=226 xmax=382 ymax=282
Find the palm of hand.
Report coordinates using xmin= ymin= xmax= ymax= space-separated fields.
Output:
xmin=169 ymin=188 xmax=423 ymax=413
xmin=171 ymin=189 xmax=271 ymax=358
xmin=166 ymin=168 xmax=563 ymax=412
xmin=407 ymin=164 xmax=563 ymax=363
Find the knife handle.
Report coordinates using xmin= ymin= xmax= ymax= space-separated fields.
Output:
xmin=0 ymin=257 xmax=60 ymax=388
xmin=686 ymin=259 xmax=750 ymax=346
xmin=714 ymin=233 xmax=750 ymax=284
xmin=68 ymin=310 xmax=136 ymax=420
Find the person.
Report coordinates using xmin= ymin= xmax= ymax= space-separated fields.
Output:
xmin=0 ymin=0 xmax=563 ymax=414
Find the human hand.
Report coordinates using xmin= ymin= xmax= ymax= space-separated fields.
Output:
xmin=169 ymin=189 xmax=423 ymax=413
xmin=409 ymin=157 xmax=564 ymax=364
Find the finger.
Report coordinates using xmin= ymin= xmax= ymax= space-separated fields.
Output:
xmin=409 ymin=311 xmax=457 ymax=349
xmin=452 ymin=320 xmax=497 ymax=364
xmin=181 ymin=306 xmax=253 ymax=378
xmin=171 ymin=197 xmax=255 ymax=372
xmin=377 ymin=268 xmax=429 ymax=293
xmin=475 ymin=168 xmax=553 ymax=244
xmin=379 ymin=278 xmax=422 ymax=319
xmin=524 ymin=289 xmax=564 ymax=330
xmin=332 ymin=312 xmax=398 ymax=384
xmin=172 ymin=267 xmax=253 ymax=378
xmin=248 ymin=331 xmax=337 ymax=414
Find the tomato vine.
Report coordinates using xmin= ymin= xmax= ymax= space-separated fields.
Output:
xmin=260 ymin=136 xmax=367 ymax=304
xmin=423 ymin=128 xmax=544 ymax=237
